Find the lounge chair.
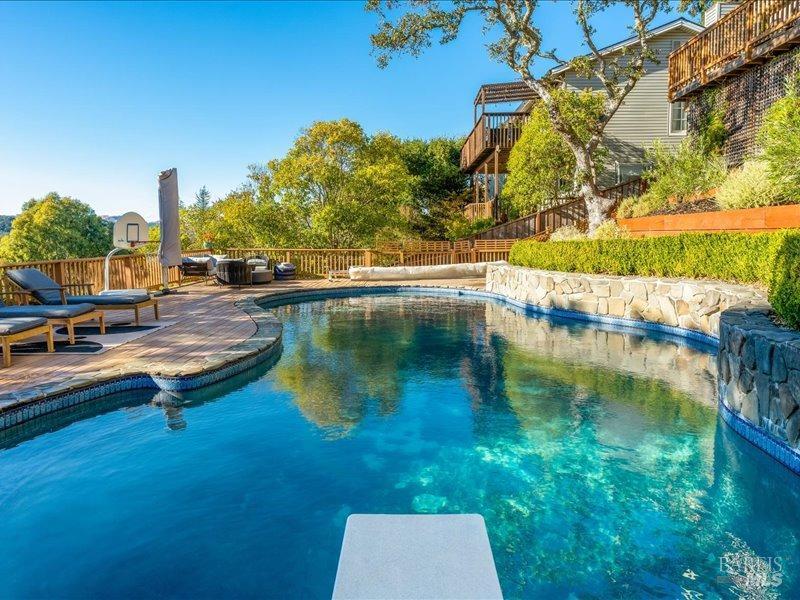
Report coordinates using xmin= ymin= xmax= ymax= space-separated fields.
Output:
xmin=0 ymin=292 xmax=105 ymax=344
xmin=5 ymin=268 xmax=159 ymax=326
xmin=0 ymin=317 xmax=54 ymax=367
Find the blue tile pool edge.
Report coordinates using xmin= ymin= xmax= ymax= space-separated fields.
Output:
xmin=1 ymin=283 xmax=798 ymax=477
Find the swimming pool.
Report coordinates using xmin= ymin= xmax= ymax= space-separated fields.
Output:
xmin=0 ymin=293 xmax=798 ymax=598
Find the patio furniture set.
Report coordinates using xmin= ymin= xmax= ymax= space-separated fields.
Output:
xmin=180 ymin=255 xmax=296 ymax=287
xmin=0 ymin=268 xmax=158 ymax=367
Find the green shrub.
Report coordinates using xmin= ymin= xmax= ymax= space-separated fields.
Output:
xmin=758 ymin=89 xmax=800 ymax=201
xmin=618 ymin=139 xmax=727 ymax=218
xmin=590 ymin=219 xmax=630 ymax=240
xmin=508 ymin=231 xmax=800 ymax=328
xmin=549 ymin=225 xmax=587 ymax=241
xmin=716 ymin=160 xmax=787 ymax=210
xmin=617 ymin=190 xmax=670 ymax=219
xmin=444 ymin=215 xmax=494 ymax=241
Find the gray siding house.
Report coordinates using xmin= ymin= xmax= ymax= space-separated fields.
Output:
xmin=554 ymin=18 xmax=704 ymax=185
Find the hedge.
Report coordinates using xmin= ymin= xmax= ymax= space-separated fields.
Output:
xmin=508 ymin=231 xmax=800 ymax=328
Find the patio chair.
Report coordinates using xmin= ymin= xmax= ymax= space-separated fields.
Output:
xmin=0 ymin=292 xmax=105 ymax=344
xmin=5 ymin=268 xmax=159 ymax=326
xmin=179 ymin=256 xmax=216 ymax=285
xmin=0 ymin=317 xmax=54 ymax=367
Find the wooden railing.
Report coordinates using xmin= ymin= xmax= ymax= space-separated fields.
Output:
xmin=227 ymin=242 xmax=516 ymax=277
xmin=469 ymin=177 xmax=645 ymax=241
xmin=460 ymin=112 xmax=530 ymax=172
xmin=0 ymin=250 xmax=209 ymax=298
xmin=669 ymin=0 xmax=800 ymax=100
xmin=463 ymin=200 xmax=495 ymax=221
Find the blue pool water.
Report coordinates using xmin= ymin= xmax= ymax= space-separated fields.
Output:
xmin=1 ymin=294 xmax=799 ymax=598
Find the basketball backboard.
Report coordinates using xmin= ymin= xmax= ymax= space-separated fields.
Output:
xmin=112 ymin=212 xmax=149 ymax=249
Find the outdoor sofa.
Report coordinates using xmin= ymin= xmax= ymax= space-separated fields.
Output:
xmin=0 ymin=317 xmax=54 ymax=367
xmin=6 ymin=268 xmax=158 ymax=326
xmin=0 ymin=292 xmax=105 ymax=344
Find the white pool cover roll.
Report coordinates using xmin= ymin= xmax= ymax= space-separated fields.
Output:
xmin=348 ymin=261 xmax=506 ymax=281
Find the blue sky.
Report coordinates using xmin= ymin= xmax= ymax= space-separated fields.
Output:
xmin=0 ymin=1 xmax=690 ymax=220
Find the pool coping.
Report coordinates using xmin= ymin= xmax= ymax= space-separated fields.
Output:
xmin=2 ymin=282 xmax=798 ymax=478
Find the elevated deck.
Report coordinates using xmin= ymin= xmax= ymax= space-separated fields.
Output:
xmin=460 ymin=111 xmax=530 ymax=174
xmin=669 ymin=0 xmax=800 ymax=101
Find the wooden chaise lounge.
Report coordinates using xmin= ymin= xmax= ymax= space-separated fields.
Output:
xmin=0 ymin=292 xmax=105 ymax=344
xmin=0 ymin=317 xmax=54 ymax=367
xmin=6 ymin=268 xmax=158 ymax=326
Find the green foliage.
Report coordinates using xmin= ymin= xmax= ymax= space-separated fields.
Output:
xmin=267 ymin=119 xmax=414 ymax=248
xmin=549 ymin=225 xmax=586 ymax=242
xmin=509 ymin=231 xmax=800 ymax=328
xmin=504 ymin=91 xmax=608 ymax=217
xmin=697 ymin=88 xmax=728 ymax=153
xmin=758 ymin=85 xmax=800 ymax=201
xmin=180 ymin=185 xmax=215 ymax=249
xmin=0 ymin=193 xmax=111 ymax=262
xmin=716 ymin=160 xmax=787 ymax=211
xmin=399 ymin=137 xmax=468 ymax=239
xmin=504 ymin=106 xmax=572 ymax=215
xmin=590 ymin=219 xmax=630 ymax=240
xmin=443 ymin=215 xmax=494 ymax=242
xmin=617 ymin=139 xmax=727 ymax=218
xmin=0 ymin=215 xmax=13 ymax=237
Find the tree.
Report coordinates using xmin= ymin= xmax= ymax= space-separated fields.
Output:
xmin=0 ymin=193 xmax=112 ymax=262
xmin=399 ymin=137 xmax=469 ymax=239
xmin=267 ymin=118 xmax=415 ymax=247
xmin=368 ymin=0 xmax=705 ymax=231
xmin=181 ymin=185 xmax=214 ymax=249
xmin=194 ymin=185 xmax=211 ymax=210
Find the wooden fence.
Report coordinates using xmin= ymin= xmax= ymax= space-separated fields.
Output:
xmin=0 ymin=250 xmax=208 ymax=298
xmin=226 ymin=241 xmax=516 ymax=278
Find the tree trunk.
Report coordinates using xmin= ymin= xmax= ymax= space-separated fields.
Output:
xmin=572 ymin=148 xmax=613 ymax=233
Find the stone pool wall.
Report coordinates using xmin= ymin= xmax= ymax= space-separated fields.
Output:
xmin=718 ymin=307 xmax=800 ymax=468
xmin=486 ymin=264 xmax=800 ymax=474
xmin=485 ymin=264 xmax=765 ymax=338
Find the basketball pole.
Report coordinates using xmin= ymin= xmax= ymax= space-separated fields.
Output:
xmin=103 ymin=247 xmax=125 ymax=292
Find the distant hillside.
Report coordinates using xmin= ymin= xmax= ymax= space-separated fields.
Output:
xmin=0 ymin=215 xmax=14 ymax=237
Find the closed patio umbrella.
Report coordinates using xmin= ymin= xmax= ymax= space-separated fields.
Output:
xmin=157 ymin=168 xmax=182 ymax=292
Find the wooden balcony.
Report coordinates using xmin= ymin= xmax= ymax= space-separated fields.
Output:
xmin=463 ymin=200 xmax=494 ymax=222
xmin=669 ymin=0 xmax=800 ymax=101
xmin=460 ymin=112 xmax=530 ymax=174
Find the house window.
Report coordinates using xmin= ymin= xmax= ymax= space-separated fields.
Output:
xmin=670 ymin=101 xmax=687 ymax=134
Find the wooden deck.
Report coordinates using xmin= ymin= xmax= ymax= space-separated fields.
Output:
xmin=0 ymin=278 xmax=485 ymax=400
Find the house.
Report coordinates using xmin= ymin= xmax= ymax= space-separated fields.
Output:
xmin=461 ymin=18 xmax=703 ymax=220
xmin=669 ymin=0 xmax=800 ymax=166
xmin=554 ymin=17 xmax=704 ymax=186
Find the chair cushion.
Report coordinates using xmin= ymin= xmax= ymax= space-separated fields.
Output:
xmin=67 ymin=294 xmax=151 ymax=306
xmin=182 ymin=256 xmax=212 ymax=265
xmin=0 ymin=317 xmax=47 ymax=335
xmin=0 ymin=303 xmax=95 ymax=319
xmin=5 ymin=268 xmax=63 ymax=304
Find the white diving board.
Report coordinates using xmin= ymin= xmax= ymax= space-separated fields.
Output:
xmin=332 ymin=514 xmax=503 ymax=599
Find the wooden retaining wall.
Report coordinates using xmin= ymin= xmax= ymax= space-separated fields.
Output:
xmin=618 ymin=204 xmax=800 ymax=237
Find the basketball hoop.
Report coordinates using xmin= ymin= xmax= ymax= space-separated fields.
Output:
xmin=104 ymin=212 xmax=151 ymax=292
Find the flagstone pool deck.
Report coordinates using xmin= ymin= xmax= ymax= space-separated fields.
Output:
xmin=0 ymin=278 xmax=485 ymax=412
